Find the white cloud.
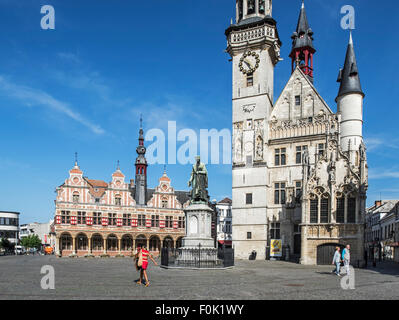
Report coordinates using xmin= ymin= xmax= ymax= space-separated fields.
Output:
xmin=369 ymin=169 xmax=399 ymax=180
xmin=0 ymin=76 xmax=105 ymax=135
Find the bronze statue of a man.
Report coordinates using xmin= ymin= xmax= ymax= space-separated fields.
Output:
xmin=188 ymin=156 xmax=209 ymax=203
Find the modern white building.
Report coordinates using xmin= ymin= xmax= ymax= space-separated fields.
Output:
xmin=20 ymin=220 xmax=55 ymax=247
xmin=0 ymin=211 xmax=20 ymax=244
xmin=226 ymin=0 xmax=368 ymax=264
xmin=216 ymin=198 xmax=233 ymax=247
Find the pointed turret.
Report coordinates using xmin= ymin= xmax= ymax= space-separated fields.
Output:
xmin=289 ymin=1 xmax=315 ymax=81
xmin=134 ymin=115 xmax=148 ymax=206
xmin=336 ymin=32 xmax=364 ymax=100
xmin=336 ymin=33 xmax=365 ymax=160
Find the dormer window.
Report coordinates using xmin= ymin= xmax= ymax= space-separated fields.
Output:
xmin=161 ymin=198 xmax=168 ymax=208
xmin=115 ymin=195 xmax=122 ymax=206
xmin=73 ymin=193 xmax=79 ymax=203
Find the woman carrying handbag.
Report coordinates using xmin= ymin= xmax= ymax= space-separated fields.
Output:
xmin=135 ymin=245 xmax=157 ymax=287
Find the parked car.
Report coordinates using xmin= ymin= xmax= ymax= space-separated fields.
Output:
xmin=0 ymin=247 xmax=5 ymax=256
xmin=15 ymin=245 xmax=26 ymax=255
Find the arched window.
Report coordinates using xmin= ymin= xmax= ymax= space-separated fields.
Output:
xmin=247 ymin=0 xmax=255 ymax=14
xmin=309 ymin=190 xmax=330 ymax=223
xmin=107 ymin=235 xmax=118 ymax=251
xmin=238 ymin=0 xmax=243 ymax=20
xmin=61 ymin=234 xmax=72 ymax=250
xmin=76 ymin=233 xmax=88 ymax=251
xmin=115 ymin=195 xmax=122 ymax=206
xmin=161 ymin=197 xmax=168 ymax=208
xmin=259 ymin=0 xmax=265 ymax=14
xmin=92 ymin=234 xmax=103 ymax=251
xmin=72 ymin=192 xmax=80 ymax=203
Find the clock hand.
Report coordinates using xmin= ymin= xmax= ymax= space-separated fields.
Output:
xmin=244 ymin=59 xmax=253 ymax=69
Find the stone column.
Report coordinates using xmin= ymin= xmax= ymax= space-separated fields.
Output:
xmin=55 ymin=236 xmax=61 ymax=256
xmin=88 ymin=236 xmax=92 ymax=254
xmin=118 ymin=238 xmax=122 ymax=254
xmin=243 ymin=0 xmax=248 ymax=17
xmin=72 ymin=235 xmax=76 ymax=255
xmin=103 ymin=238 xmax=107 ymax=254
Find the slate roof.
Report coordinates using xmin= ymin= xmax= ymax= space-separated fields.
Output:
xmin=336 ymin=33 xmax=364 ymax=100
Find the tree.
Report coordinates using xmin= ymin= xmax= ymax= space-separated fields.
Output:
xmin=20 ymin=235 xmax=42 ymax=249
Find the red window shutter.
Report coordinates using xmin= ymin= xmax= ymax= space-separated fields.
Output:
xmin=146 ymin=219 xmax=152 ymax=228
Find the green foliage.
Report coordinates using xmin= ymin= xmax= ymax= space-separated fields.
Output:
xmin=20 ymin=234 xmax=42 ymax=249
xmin=0 ymin=238 xmax=12 ymax=249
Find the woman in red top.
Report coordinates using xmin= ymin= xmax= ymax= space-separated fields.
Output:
xmin=137 ymin=246 xmax=157 ymax=287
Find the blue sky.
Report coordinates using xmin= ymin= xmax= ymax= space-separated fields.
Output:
xmin=0 ymin=0 xmax=398 ymax=224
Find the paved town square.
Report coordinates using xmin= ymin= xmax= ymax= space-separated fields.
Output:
xmin=0 ymin=255 xmax=398 ymax=300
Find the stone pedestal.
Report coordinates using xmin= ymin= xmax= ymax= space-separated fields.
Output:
xmin=181 ymin=203 xmax=215 ymax=249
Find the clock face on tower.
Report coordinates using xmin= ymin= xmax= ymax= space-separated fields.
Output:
xmin=239 ymin=51 xmax=260 ymax=75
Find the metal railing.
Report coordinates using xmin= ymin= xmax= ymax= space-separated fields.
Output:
xmin=161 ymin=244 xmax=234 ymax=268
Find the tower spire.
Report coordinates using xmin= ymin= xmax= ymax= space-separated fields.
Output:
xmin=134 ymin=116 xmax=148 ymax=206
xmin=289 ymin=1 xmax=315 ymax=81
xmin=336 ymin=32 xmax=364 ymax=100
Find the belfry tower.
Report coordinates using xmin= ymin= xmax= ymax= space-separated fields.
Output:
xmin=134 ymin=116 xmax=148 ymax=206
xmin=289 ymin=1 xmax=315 ymax=82
xmin=226 ymin=0 xmax=281 ymax=260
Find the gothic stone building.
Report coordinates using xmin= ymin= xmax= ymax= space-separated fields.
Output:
xmin=54 ymin=124 xmax=190 ymax=257
xmin=227 ymin=1 xmax=368 ymax=264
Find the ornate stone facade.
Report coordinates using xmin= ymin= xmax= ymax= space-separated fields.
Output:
xmin=227 ymin=1 xmax=368 ymax=264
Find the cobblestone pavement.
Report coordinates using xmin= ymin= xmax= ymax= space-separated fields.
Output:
xmin=0 ymin=255 xmax=398 ymax=300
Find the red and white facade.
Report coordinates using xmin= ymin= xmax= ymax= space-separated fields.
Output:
xmin=54 ymin=164 xmax=189 ymax=257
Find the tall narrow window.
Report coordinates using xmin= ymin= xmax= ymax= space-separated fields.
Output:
xmin=259 ymin=0 xmax=265 ymax=14
xmin=138 ymin=214 xmax=146 ymax=227
xmin=93 ymin=212 xmax=102 ymax=225
xmin=347 ymin=198 xmax=356 ymax=223
xmin=320 ymin=198 xmax=329 ymax=223
xmin=115 ymin=196 xmax=121 ymax=206
xmin=296 ymin=145 xmax=308 ymax=164
xmin=336 ymin=198 xmax=345 ymax=223
xmin=151 ymin=215 xmax=159 ymax=227
xmin=247 ymin=0 xmax=255 ymax=14
xmin=274 ymin=183 xmax=286 ymax=205
xmin=61 ymin=211 xmax=70 ymax=224
xmin=318 ymin=143 xmax=325 ymax=157
xmin=295 ymin=95 xmax=301 ymax=106
xmin=238 ymin=0 xmax=243 ymax=20
xmin=270 ymin=222 xmax=280 ymax=239
xmin=108 ymin=213 xmax=117 ymax=226
xmin=295 ymin=181 xmax=302 ymax=203
xmin=246 ymin=193 xmax=253 ymax=205
xmin=247 ymin=73 xmax=254 ymax=87
xmin=77 ymin=211 xmax=86 ymax=225
xmin=275 ymin=148 xmax=286 ymax=166
xmin=165 ymin=216 xmax=173 ymax=228
xmin=310 ymin=199 xmax=318 ymax=223
xmin=123 ymin=214 xmax=131 ymax=226
xmin=178 ymin=216 xmax=185 ymax=229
